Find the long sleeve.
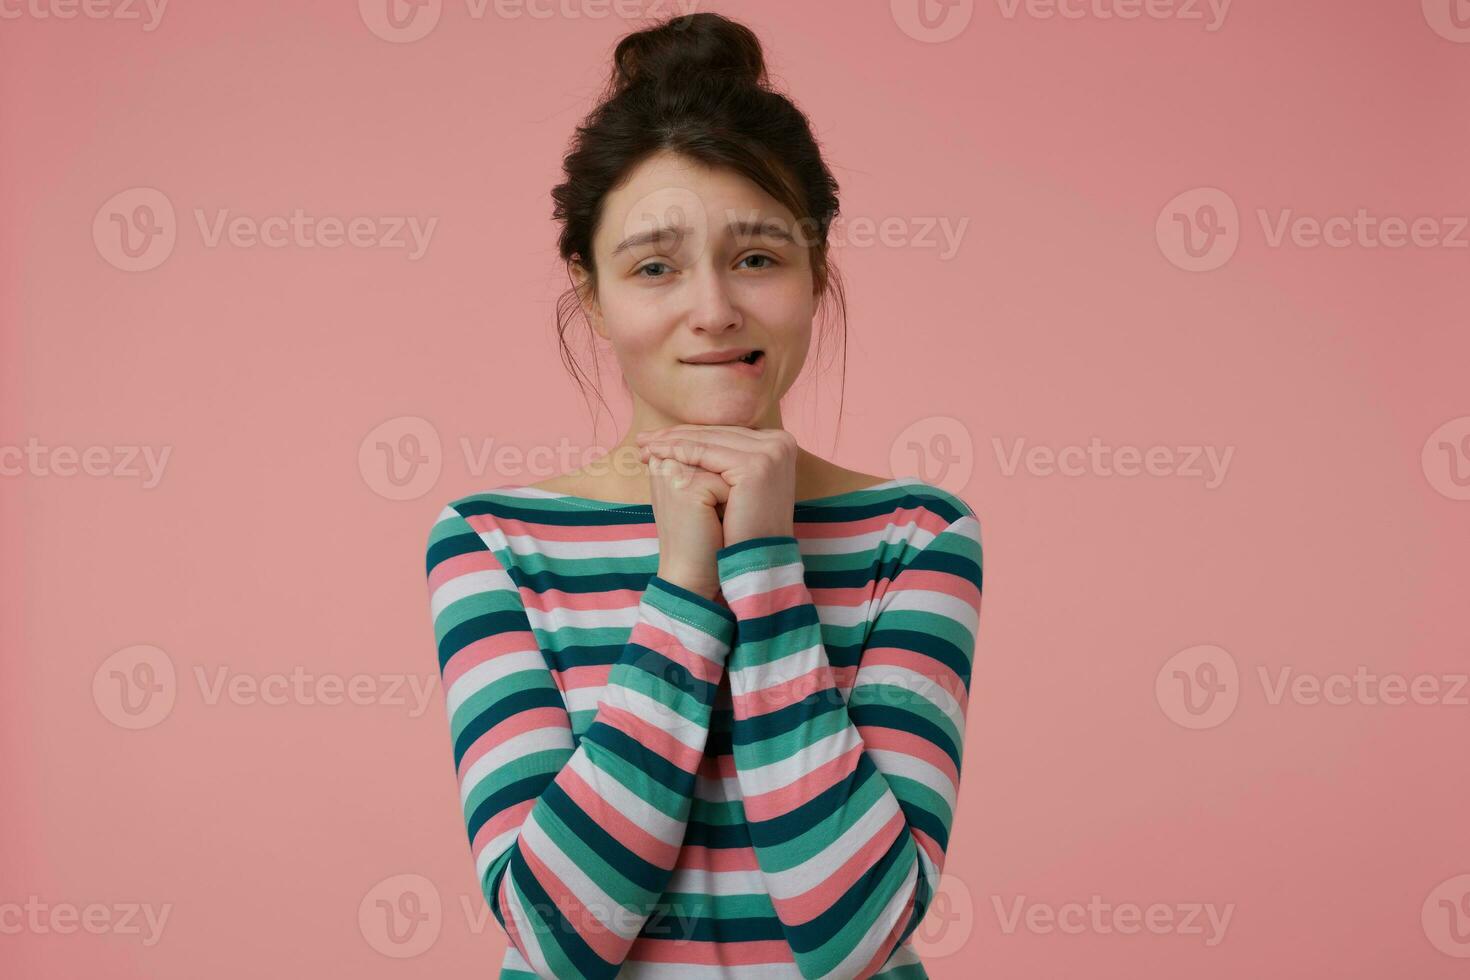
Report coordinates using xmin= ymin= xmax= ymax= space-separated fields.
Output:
xmin=712 ymin=508 xmax=983 ymax=980
xmin=426 ymin=503 xmax=737 ymax=980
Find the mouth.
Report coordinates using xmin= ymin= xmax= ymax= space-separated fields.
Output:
xmin=681 ymin=349 xmax=765 ymax=367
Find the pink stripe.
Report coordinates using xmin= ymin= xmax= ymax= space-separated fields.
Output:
xmin=516 ymin=829 xmax=626 ymax=962
xmin=630 ymin=935 xmax=795 ymax=965
xmin=854 ymin=647 xmax=971 ymax=715
xmin=458 ymin=704 xmax=569 ymax=774
xmin=473 ymin=798 xmax=534 ymax=856
xmin=428 ymin=547 xmax=501 ymax=590
xmin=595 ymin=701 xmax=703 ymax=772
xmin=768 ymin=808 xmax=907 ymax=924
xmin=440 ymin=630 xmax=539 ymax=690
xmin=727 ymin=578 xmax=808 ymax=619
xmin=473 ymin=512 xmax=653 ymax=543
xmin=740 ymin=739 xmax=862 ymax=822
xmin=558 ymin=762 xmax=680 ymax=868
xmin=676 ymin=843 xmax=760 ymax=873
xmin=863 ymin=726 xmax=959 ymax=786
xmin=859 ymin=886 xmax=919 ymax=978
xmin=520 ymin=586 xmax=642 ymax=616
xmin=627 ymin=621 xmax=725 ymax=684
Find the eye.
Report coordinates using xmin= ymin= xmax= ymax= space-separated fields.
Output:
xmin=635 ymin=261 xmax=671 ymax=279
xmin=740 ymin=254 xmax=777 ymax=270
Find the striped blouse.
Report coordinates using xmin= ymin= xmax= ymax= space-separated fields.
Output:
xmin=424 ymin=476 xmax=984 ymax=979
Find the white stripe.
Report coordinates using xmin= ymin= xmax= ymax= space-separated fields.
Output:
xmin=459 ymin=724 xmax=574 ymax=808
xmin=852 ymin=662 xmax=965 ymax=734
xmin=499 ymin=528 xmax=658 ymax=562
xmin=526 ymin=600 xmax=637 ymax=635
xmin=618 ymin=959 xmax=804 ymax=978
xmin=564 ymin=749 xmax=685 ymax=846
xmin=430 ymin=565 xmax=514 ymax=620
xmin=519 ymin=812 xmax=643 ymax=943
xmin=760 ymin=789 xmax=902 ymax=902
xmin=635 ymin=599 xmax=732 ymax=664
xmin=727 ymin=641 xmax=826 ymax=701
xmin=867 ymin=748 xmax=958 ymax=815
xmin=665 ymin=864 xmax=767 ymax=896
xmin=873 ymin=586 xmax=979 ymax=636
xmin=732 ymin=721 xmax=861 ymax=791
xmin=600 ymin=681 xmax=712 ymax=753
xmin=445 ymin=649 xmax=550 ymax=718
xmin=500 ymin=866 xmax=555 ymax=977
xmin=719 ymin=558 xmax=804 ymax=602
xmin=827 ymin=859 xmax=919 ymax=980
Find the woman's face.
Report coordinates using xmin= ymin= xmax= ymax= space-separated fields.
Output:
xmin=579 ymin=150 xmax=819 ymax=429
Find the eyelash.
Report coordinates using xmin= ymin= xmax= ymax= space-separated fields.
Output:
xmin=635 ymin=254 xmax=777 ymax=279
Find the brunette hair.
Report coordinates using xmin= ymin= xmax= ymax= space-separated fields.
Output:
xmin=550 ymin=11 xmax=848 ymax=441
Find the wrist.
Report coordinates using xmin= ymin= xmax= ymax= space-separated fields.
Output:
xmin=656 ymin=564 xmax=721 ymax=601
xmin=723 ymin=525 xmax=795 ymax=548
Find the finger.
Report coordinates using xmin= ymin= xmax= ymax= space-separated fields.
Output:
xmin=638 ymin=423 xmax=782 ymax=446
xmin=649 ymin=455 xmax=695 ymax=493
xmin=650 ymin=454 xmax=728 ymax=500
xmin=640 ymin=428 xmax=776 ymax=458
xmin=640 ymin=436 xmax=751 ymax=477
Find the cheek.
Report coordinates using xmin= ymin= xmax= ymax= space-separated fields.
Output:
xmin=598 ymin=293 xmax=674 ymax=373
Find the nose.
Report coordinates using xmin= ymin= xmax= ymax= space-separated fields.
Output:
xmin=686 ymin=260 xmax=741 ymax=335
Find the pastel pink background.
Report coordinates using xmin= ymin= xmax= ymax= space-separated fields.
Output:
xmin=3 ymin=1 xmax=1467 ymax=977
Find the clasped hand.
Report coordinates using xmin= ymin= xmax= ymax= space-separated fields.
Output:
xmin=635 ymin=424 xmax=797 ymax=546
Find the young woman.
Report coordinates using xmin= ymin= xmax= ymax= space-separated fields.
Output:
xmin=424 ymin=13 xmax=984 ymax=978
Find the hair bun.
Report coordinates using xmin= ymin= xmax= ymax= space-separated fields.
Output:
xmin=611 ymin=12 xmax=767 ymax=96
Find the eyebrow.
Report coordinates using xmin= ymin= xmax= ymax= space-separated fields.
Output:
xmin=610 ymin=218 xmax=796 ymax=256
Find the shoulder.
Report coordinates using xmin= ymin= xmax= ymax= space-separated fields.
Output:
xmin=425 ymin=487 xmax=524 ymax=560
xmin=867 ymin=476 xmax=979 ymax=532
xmin=880 ymin=479 xmax=983 ymax=571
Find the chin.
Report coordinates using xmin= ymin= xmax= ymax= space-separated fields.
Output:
xmin=678 ymin=401 xmax=765 ymax=427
